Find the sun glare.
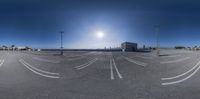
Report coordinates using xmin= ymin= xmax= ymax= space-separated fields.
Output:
xmin=96 ymin=31 xmax=104 ymax=38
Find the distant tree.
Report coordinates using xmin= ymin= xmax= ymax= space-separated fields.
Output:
xmin=11 ymin=45 xmax=15 ymax=50
xmin=2 ymin=45 xmax=7 ymax=48
xmin=2 ymin=45 xmax=7 ymax=50
xmin=143 ymin=45 xmax=146 ymax=49
xmin=175 ymin=46 xmax=185 ymax=49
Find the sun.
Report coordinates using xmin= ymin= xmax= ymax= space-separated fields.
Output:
xmin=96 ymin=31 xmax=104 ymax=38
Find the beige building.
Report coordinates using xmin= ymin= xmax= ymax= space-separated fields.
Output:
xmin=121 ymin=42 xmax=137 ymax=52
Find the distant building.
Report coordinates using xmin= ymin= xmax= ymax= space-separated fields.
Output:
xmin=17 ymin=46 xmax=26 ymax=50
xmin=0 ymin=45 xmax=33 ymax=51
xmin=121 ymin=42 xmax=137 ymax=52
xmin=37 ymin=49 xmax=41 ymax=51
xmin=175 ymin=46 xmax=185 ymax=49
xmin=17 ymin=46 xmax=32 ymax=51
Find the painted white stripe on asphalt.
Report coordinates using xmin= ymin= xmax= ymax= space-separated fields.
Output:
xmin=19 ymin=59 xmax=60 ymax=79
xmin=110 ymin=59 xmax=114 ymax=80
xmin=125 ymin=57 xmax=147 ymax=67
xmin=75 ymin=58 xmax=98 ymax=70
xmin=21 ymin=59 xmax=59 ymax=75
xmin=162 ymin=60 xmax=200 ymax=85
xmin=160 ymin=57 xmax=190 ymax=64
xmin=74 ymin=58 xmax=97 ymax=68
xmin=112 ymin=59 xmax=123 ymax=79
xmin=162 ymin=59 xmax=200 ymax=80
xmin=0 ymin=60 xmax=4 ymax=67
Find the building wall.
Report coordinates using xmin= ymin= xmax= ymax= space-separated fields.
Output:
xmin=121 ymin=42 xmax=137 ymax=52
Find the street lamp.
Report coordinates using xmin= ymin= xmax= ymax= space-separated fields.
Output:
xmin=60 ymin=31 xmax=64 ymax=55
xmin=155 ymin=25 xmax=160 ymax=56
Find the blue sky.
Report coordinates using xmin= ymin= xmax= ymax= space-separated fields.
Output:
xmin=0 ymin=0 xmax=200 ymax=49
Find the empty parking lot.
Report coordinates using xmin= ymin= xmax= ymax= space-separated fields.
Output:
xmin=0 ymin=49 xmax=200 ymax=99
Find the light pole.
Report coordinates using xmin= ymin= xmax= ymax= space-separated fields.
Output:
xmin=155 ymin=25 xmax=160 ymax=56
xmin=60 ymin=31 xmax=64 ymax=55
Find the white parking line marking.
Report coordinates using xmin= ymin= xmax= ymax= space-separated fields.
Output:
xmin=160 ymin=57 xmax=190 ymax=64
xmin=124 ymin=57 xmax=147 ymax=67
xmin=19 ymin=59 xmax=60 ymax=79
xmin=0 ymin=60 xmax=4 ymax=67
xmin=75 ymin=58 xmax=98 ymax=70
xmin=21 ymin=59 xmax=59 ymax=75
xmin=162 ymin=60 xmax=200 ymax=80
xmin=112 ymin=58 xmax=123 ymax=79
xmin=74 ymin=58 xmax=97 ymax=68
xmin=162 ymin=60 xmax=200 ymax=85
xmin=110 ymin=59 xmax=114 ymax=80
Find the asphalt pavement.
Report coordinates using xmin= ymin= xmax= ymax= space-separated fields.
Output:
xmin=0 ymin=50 xmax=200 ymax=99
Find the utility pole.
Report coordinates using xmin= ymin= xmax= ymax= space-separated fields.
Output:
xmin=155 ymin=25 xmax=160 ymax=56
xmin=60 ymin=31 xmax=64 ymax=55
